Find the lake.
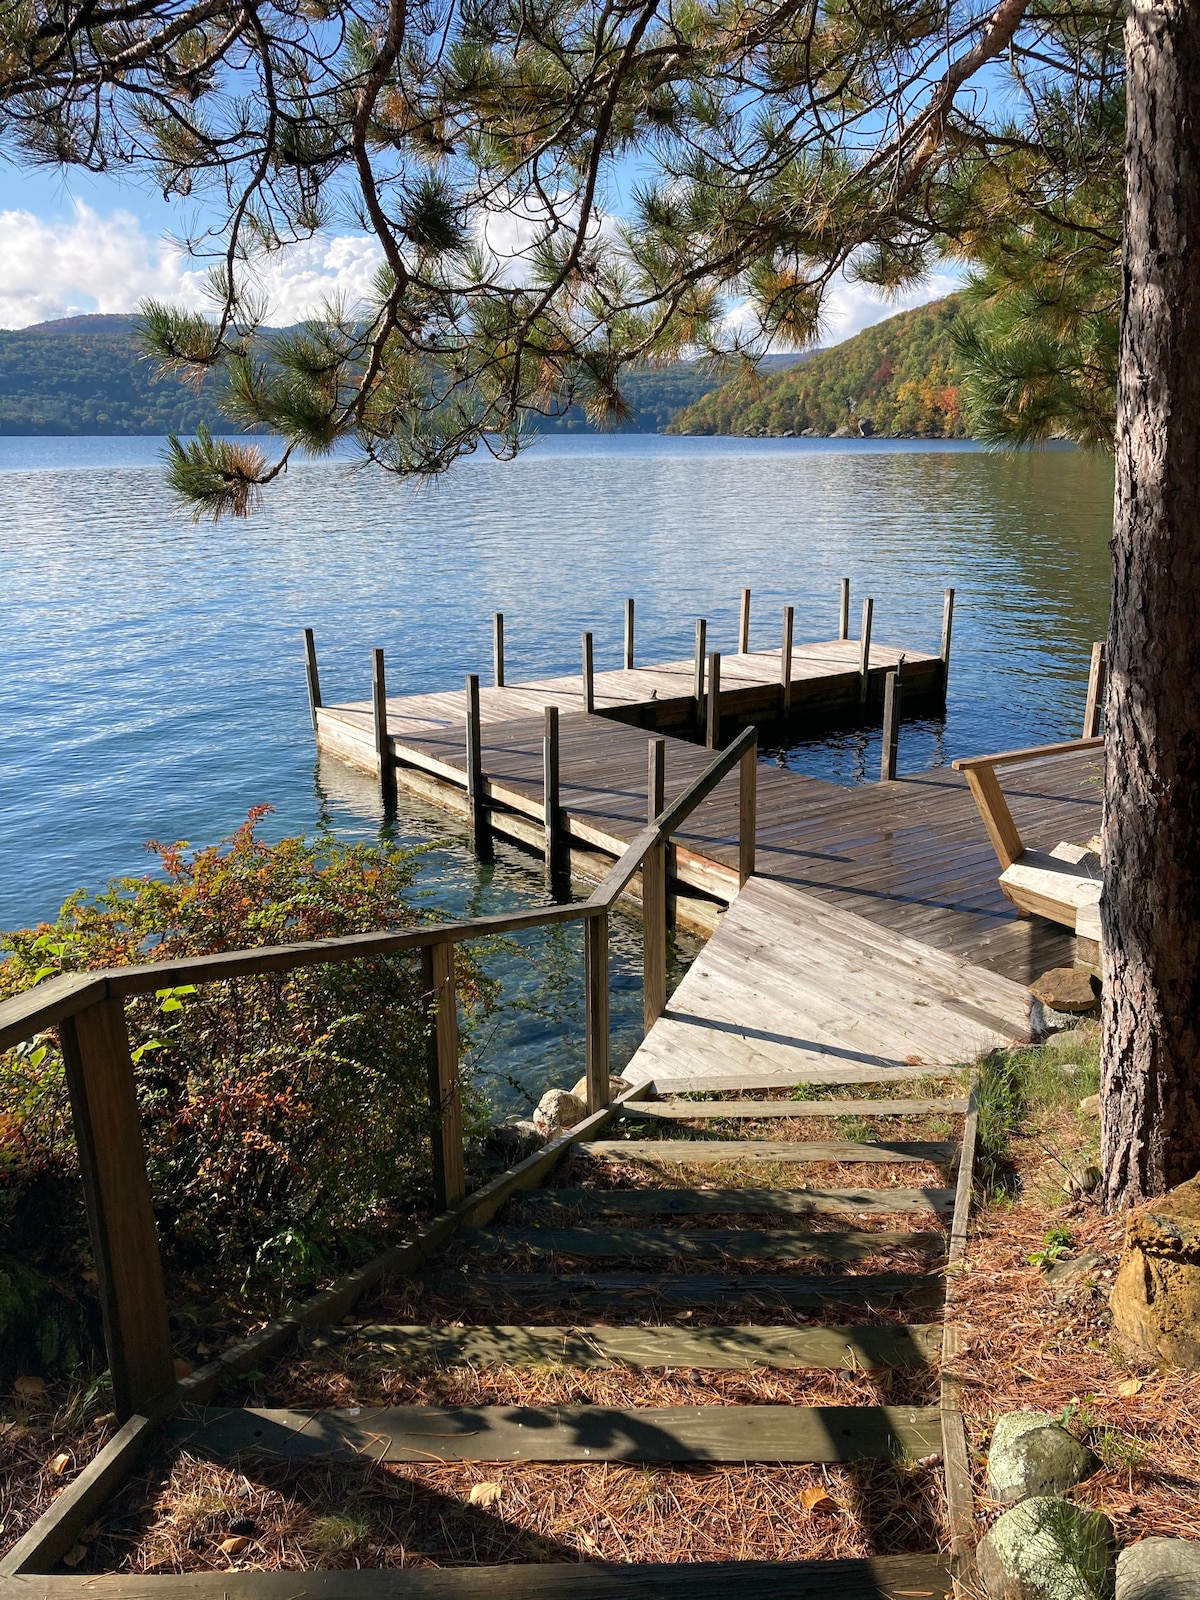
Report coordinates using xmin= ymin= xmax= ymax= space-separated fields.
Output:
xmin=0 ymin=433 xmax=1114 ymax=1111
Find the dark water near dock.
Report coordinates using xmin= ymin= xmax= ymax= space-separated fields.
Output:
xmin=0 ymin=434 xmax=1114 ymax=1111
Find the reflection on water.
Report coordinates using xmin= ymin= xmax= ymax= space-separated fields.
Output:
xmin=0 ymin=433 xmax=1113 ymax=1110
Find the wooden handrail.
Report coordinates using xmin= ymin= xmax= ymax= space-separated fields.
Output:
xmin=951 ymin=735 xmax=1103 ymax=773
xmin=952 ymin=735 xmax=1104 ymax=872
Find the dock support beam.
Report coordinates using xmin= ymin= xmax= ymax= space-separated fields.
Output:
xmin=493 ymin=613 xmax=505 ymax=688
xmin=739 ymin=588 xmax=751 ymax=654
xmin=1083 ymin=641 xmax=1106 ymax=738
xmin=584 ymin=911 xmax=610 ymax=1111
xmin=373 ymin=648 xmax=397 ymax=808
xmin=940 ymin=587 xmax=955 ymax=700
xmin=465 ymin=673 xmax=486 ymax=841
xmin=624 ymin=599 xmax=635 ymax=671
xmin=706 ymin=651 xmax=722 ymax=749
xmin=543 ymin=705 xmax=562 ymax=872
xmin=422 ymin=941 xmax=465 ymax=1211
xmin=582 ymin=631 xmax=595 ymax=715
xmin=303 ymin=628 xmax=322 ymax=732
xmin=693 ymin=619 xmax=707 ymax=733
xmin=839 ymin=579 xmax=851 ymax=641
xmin=880 ymin=665 xmax=902 ymax=782
xmin=739 ymin=733 xmax=757 ymax=886
xmin=858 ymin=598 xmax=874 ymax=708
xmin=780 ymin=604 xmax=794 ymax=714
xmin=643 ymin=738 xmax=667 ymax=1031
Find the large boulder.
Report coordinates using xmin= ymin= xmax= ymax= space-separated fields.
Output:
xmin=532 ymin=1088 xmax=588 ymax=1137
xmin=978 ymin=1498 xmax=1116 ymax=1600
xmin=1117 ymin=1539 xmax=1200 ymax=1600
xmin=987 ymin=1412 xmax=1100 ymax=1504
xmin=1110 ymin=1175 xmax=1200 ymax=1367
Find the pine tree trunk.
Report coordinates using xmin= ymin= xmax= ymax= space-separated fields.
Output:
xmin=1102 ymin=0 xmax=1200 ymax=1207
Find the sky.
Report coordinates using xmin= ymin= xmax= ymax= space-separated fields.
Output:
xmin=0 ymin=156 xmax=967 ymax=341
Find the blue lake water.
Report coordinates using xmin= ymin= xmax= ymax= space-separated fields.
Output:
xmin=0 ymin=433 xmax=1114 ymax=1111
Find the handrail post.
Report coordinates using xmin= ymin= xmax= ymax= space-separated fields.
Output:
xmin=584 ymin=910 xmax=610 ymax=1111
xmin=940 ymin=587 xmax=956 ymax=701
xmin=781 ymin=604 xmax=794 ymax=714
xmin=465 ymin=673 xmax=486 ymax=841
xmin=643 ymin=739 xmax=667 ymax=1031
xmin=858 ymin=597 xmax=874 ymax=709
xmin=543 ymin=704 xmax=562 ymax=872
xmin=706 ymin=651 xmax=722 ymax=749
xmin=373 ymin=648 xmax=396 ymax=808
xmin=624 ymin=598 xmax=635 ymax=671
xmin=880 ymin=665 xmax=902 ymax=781
xmin=582 ymin=631 xmax=595 ymax=715
xmin=693 ymin=619 xmax=707 ymax=733
xmin=839 ymin=578 xmax=851 ymax=641
xmin=1083 ymin=641 xmax=1106 ymax=738
xmin=739 ymin=587 xmax=751 ymax=654
xmin=493 ymin=613 xmax=505 ymax=688
xmin=303 ymin=628 xmax=322 ymax=732
xmin=422 ymin=941 xmax=465 ymax=1209
xmin=739 ymin=732 xmax=757 ymax=886
xmin=58 ymin=997 xmax=174 ymax=1422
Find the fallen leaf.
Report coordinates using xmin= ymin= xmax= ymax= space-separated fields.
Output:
xmin=172 ymin=1358 xmax=195 ymax=1380
xmin=13 ymin=1376 xmax=46 ymax=1401
xmin=61 ymin=1546 xmax=87 ymax=1568
xmin=468 ymin=1482 xmax=502 ymax=1507
xmin=578 ymin=1531 xmax=600 ymax=1554
xmin=48 ymin=1453 xmax=72 ymax=1475
xmin=219 ymin=1536 xmax=250 ymax=1556
xmin=895 ymin=1591 xmax=934 ymax=1596
xmin=1117 ymin=1378 xmax=1143 ymax=1398
xmin=800 ymin=1486 xmax=838 ymax=1513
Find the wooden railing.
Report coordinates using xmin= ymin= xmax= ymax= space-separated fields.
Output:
xmin=0 ymin=726 xmax=758 ymax=1425
xmin=951 ymin=735 xmax=1103 ymax=871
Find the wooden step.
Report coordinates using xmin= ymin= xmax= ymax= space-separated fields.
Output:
xmin=171 ymin=1402 xmax=943 ymax=1463
xmin=19 ymin=1554 xmax=955 ymax=1598
xmin=420 ymin=1270 xmax=943 ymax=1310
xmin=618 ymin=1098 xmax=967 ymax=1119
xmin=520 ymin=1187 xmax=956 ymax=1218
xmin=461 ymin=1226 xmax=945 ymax=1262
xmin=307 ymin=1321 xmax=945 ymax=1369
xmin=578 ymin=1139 xmax=957 ymax=1165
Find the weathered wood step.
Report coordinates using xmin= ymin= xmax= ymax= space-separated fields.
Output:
xmin=578 ymin=1139 xmax=958 ymax=1165
xmin=618 ymin=1098 xmax=967 ymax=1119
xmin=14 ymin=1553 xmax=956 ymax=1598
xmin=307 ymin=1321 xmax=945 ymax=1369
xmin=461 ymin=1226 xmax=945 ymax=1261
xmin=421 ymin=1270 xmax=943 ymax=1310
xmin=521 ymin=1187 xmax=955 ymax=1218
xmin=171 ymin=1402 xmax=942 ymax=1463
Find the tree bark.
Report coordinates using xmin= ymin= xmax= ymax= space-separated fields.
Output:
xmin=1102 ymin=0 xmax=1200 ymax=1207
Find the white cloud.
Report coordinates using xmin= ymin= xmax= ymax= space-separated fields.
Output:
xmin=720 ymin=264 xmax=968 ymax=352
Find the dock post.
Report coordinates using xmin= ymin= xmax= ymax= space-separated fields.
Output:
xmin=1083 ymin=641 xmax=1107 ymax=738
xmin=781 ymin=604 xmax=794 ymax=714
xmin=940 ymin=587 xmax=955 ymax=699
xmin=624 ymin=598 xmax=635 ymax=670
xmin=465 ymin=672 xmax=486 ymax=840
xmin=643 ymin=738 xmax=667 ymax=1031
xmin=372 ymin=648 xmax=397 ymax=808
xmin=739 ymin=731 xmax=757 ymax=886
xmin=584 ymin=911 xmax=611 ymax=1111
xmin=693 ymin=619 xmax=707 ymax=733
xmin=303 ymin=628 xmax=322 ymax=732
xmin=839 ymin=579 xmax=851 ymax=641
xmin=582 ymin=631 xmax=595 ymax=714
xmin=543 ymin=705 xmax=562 ymax=872
xmin=880 ymin=665 xmax=903 ymax=781
xmin=739 ymin=588 xmax=751 ymax=654
xmin=493 ymin=612 xmax=505 ymax=688
xmin=706 ymin=651 xmax=722 ymax=749
xmin=422 ymin=941 xmax=465 ymax=1210
xmin=858 ymin=597 xmax=874 ymax=708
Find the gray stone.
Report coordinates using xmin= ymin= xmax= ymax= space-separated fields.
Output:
xmin=978 ymin=1498 xmax=1116 ymax=1600
xmin=1117 ymin=1539 xmax=1200 ymax=1600
xmin=1044 ymin=1252 xmax=1106 ymax=1289
xmin=987 ymin=1413 xmax=1100 ymax=1503
xmin=533 ymin=1088 xmax=588 ymax=1137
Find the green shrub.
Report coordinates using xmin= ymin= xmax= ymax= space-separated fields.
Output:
xmin=0 ymin=810 xmax=496 ymax=1289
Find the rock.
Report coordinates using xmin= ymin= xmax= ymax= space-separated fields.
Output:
xmin=1079 ymin=1095 xmax=1100 ymax=1116
xmin=1044 ymin=1251 xmax=1106 ymax=1289
xmin=1063 ymin=1164 xmax=1103 ymax=1199
xmin=569 ymin=1075 xmax=633 ymax=1103
xmin=1116 ymin=1538 xmax=1200 ymax=1600
xmin=533 ymin=1088 xmax=588 ymax=1137
xmin=978 ymin=1498 xmax=1116 ymax=1600
xmin=1030 ymin=968 xmax=1100 ymax=1015
xmin=1111 ymin=1174 xmax=1200 ymax=1367
xmin=986 ymin=1412 xmax=1100 ymax=1503
xmin=1042 ymin=1022 xmax=1101 ymax=1053
xmin=491 ymin=1119 xmax=544 ymax=1155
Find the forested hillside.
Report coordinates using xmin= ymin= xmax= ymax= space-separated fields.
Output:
xmin=670 ymin=297 xmax=968 ymax=439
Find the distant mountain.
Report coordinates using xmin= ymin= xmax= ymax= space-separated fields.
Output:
xmin=0 ymin=315 xmax=810 ymax=436
xmin=669 ymin=297 xmax=968 ymax=439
